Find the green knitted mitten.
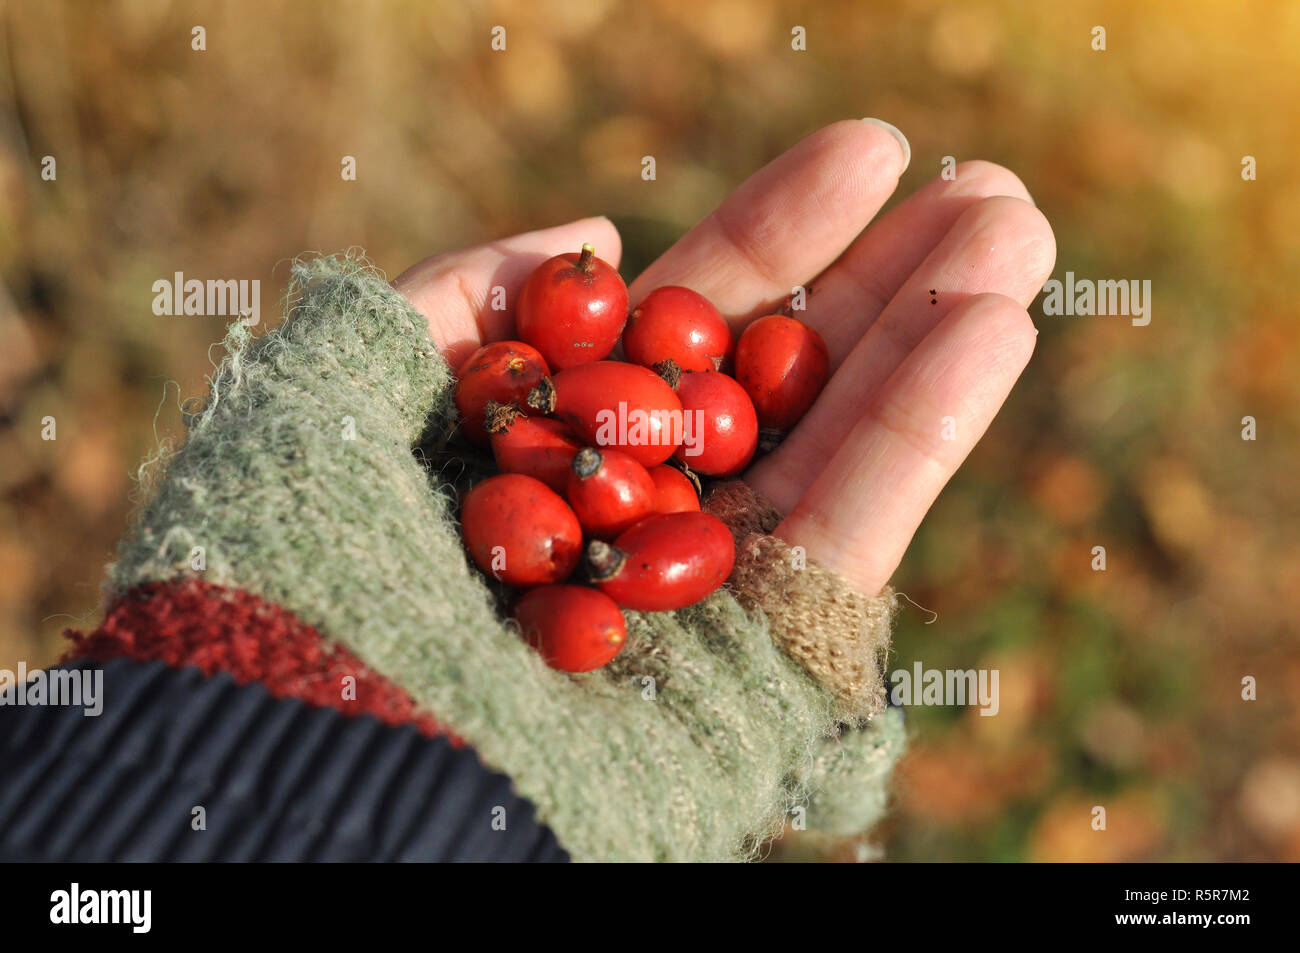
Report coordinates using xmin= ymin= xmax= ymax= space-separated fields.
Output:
xmin=108 ymin=253 xmax=906 ymax=862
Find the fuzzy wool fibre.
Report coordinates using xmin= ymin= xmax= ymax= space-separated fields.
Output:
xmin=107 ymin=254 xmax=906 ymax=862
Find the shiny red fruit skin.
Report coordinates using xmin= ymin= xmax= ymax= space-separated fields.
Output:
xmin=454 ymin=342 xmax=550 ymax=447
xmin=733 ymin=315 xmax=830 ymax=431
xmin=647 ymin=465 xmax=700 ymax=514
xmin=490 ymin=416 xmax=582 ymax=495
xmin=515 ymin=585 xmax=627 ymax=672
xmin=567 ymin=447 xmax=656 ymax=539
xmin=593 ymin=512 xmax=735 ymax=611
xmin=672 ymin=370 xmax=758 ymax=477
xmin=623 ymin=286 xmax=732 ymax=372
xmin=516 ymin=247 xmax=628 ymax=372
xmin=548 ymin=361 xmax=684 ymax=467
xmin=460 ymin=474 xmax=582 ymax=587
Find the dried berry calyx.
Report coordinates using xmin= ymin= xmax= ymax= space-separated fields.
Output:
xmin=665 ymin=457 xmax=704 ymax=497
xmin=526 ymin=377 xmax=557 ymax=413
xmin=585 ymin=539 xmax=628 ymax=582
xmin=483 ymin=400 xmax=524 ymax=435
xmin=652 ymin=358 xmax=683 ymax=390
xmin=571 ymin=446 xmax=603 ymax=480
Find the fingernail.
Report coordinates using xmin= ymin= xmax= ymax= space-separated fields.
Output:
xmin=862 ymin=118 xmax=910 ymax=174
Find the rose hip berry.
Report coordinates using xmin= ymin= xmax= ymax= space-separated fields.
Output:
xmin=670 ymin=369 xmax=758 ymax=477
xmin=516 ymin=244 xmax=628 ymax=372
xmin=531 ymin=360 xmax=683 ymax=467
xmin=454 ymin=341 xmax=550 ymax=447
xmin=586 ymin=511 xmax=735 ymax=612
xmin=647 ymin=465 xmax=700 ymax=514
xmin=514 ymin=585 xmax=627 ymax=673
xmin=733 ymin=314 xmax=829 ymax=431
xmin=623 ymin=286 xmax=732 ymax=372
xmin=566 ymin=447 xmax=656 ymax=539
xmin=460 ymin=474 xmax=582 ymax=587
xmin=486 ymin=402 xmax=582 ymax=495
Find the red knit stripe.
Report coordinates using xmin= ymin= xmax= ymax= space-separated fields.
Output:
xmin=64 ymin=578 xmax=454 ymax=743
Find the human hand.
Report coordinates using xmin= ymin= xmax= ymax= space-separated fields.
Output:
xmin=396 ymin=119 xmax=1056 ymax=598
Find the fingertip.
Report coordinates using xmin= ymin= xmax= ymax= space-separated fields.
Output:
xmin=946 ymin=292 xmax=1039 ymax=374
xmin=861 ymin=118 xmax=911 ymax=175
xmin=811 ymin=117 xmax=910 ymax=180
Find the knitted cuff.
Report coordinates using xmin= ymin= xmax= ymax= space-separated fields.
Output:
xmin=795 ymin=707 xmax=907 ymax=837
xmin=65 ymin=578 xmax=449 ymax=740
xmin=703 ymin=480 xmax=896 ymax=720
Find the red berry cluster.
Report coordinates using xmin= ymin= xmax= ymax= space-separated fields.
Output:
xmin=453 ymin=244 xmax=829 ymax=673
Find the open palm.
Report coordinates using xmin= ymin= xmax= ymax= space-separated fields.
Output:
xmin=395 ymin=119 xmax=1056 ymax=596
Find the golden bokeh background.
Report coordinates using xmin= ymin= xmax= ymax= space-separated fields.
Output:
xmin=2 ymin=0 xmax=1297 ymax=860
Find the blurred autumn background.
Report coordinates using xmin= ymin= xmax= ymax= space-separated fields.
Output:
xmin=2 ymin=0 xmax=1297 ymax=861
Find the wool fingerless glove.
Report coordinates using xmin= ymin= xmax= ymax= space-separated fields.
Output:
xmin=69 ymin=254 xmax=905 ymax=862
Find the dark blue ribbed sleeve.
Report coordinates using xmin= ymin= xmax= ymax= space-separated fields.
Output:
xmin=0 ymin=658 xmax=569 ymax=862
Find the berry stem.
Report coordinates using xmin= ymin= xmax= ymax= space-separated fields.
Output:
xmin=575 ymin=243 xmax=596 ymax=273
